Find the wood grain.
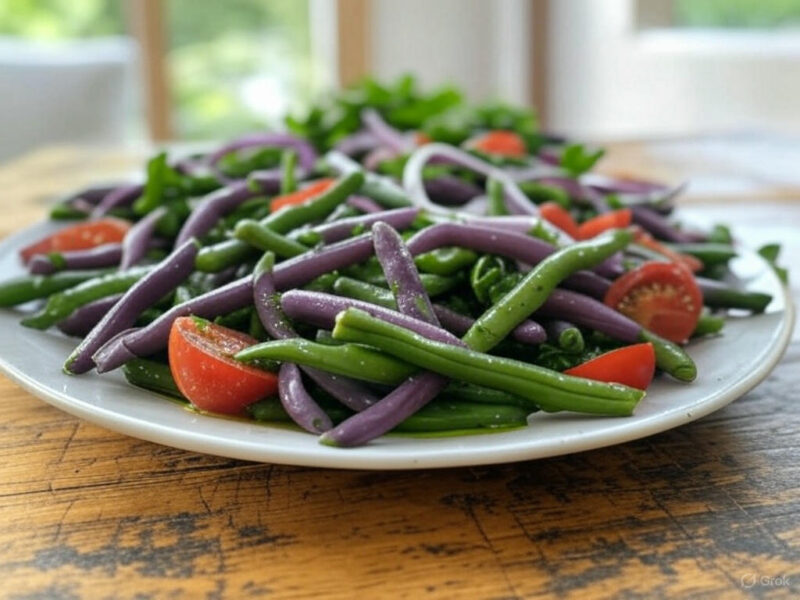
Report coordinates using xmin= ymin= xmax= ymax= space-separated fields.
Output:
xmin=0 ymin=146 xmax=797 ymax=599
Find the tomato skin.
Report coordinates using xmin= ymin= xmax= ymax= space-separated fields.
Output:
xmin=168 ymin=317 xmax=278 ymax=415
xmin=577 ymin=209 xmax=632 ymax=240
xmin=19 ymin=218 xmax=131 ymax=264
xmin=565 ymin=343 xmax=655 ymax=390
xmin=605 ymin=261 xmax=703 ymax=344
xmin=269 ymin=178 xmax=335 ymax=213
xmin=633 ymin=227 xmax=703 ymax=272
xmin=468 ymin=130 xmax=527 ymax=157
xmin=539 ymin=202 xmax=579 ymax=238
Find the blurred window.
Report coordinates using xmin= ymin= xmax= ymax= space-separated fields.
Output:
xmin=0 ymin=0 xmax=315 ymax=140
xmin=639 ymin=0 xmax=800 ymax=29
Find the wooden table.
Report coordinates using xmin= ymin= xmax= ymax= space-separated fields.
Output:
xmin=0 ymin=145 xmax=798 ymax=599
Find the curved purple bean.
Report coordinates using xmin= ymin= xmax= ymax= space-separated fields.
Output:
xmin=280 ymin=291 xmax=462 ymax=346
xmin=334 ymin=129 xmax=379 ymax=156
xmin=373 ymin=222 xmax=436 ymax=323
xmin=346 ymin=195 xmax=384 ymax=214
xmin=120 ymin=206 xmax=166 ymax=270
xmin=175 ymin=181 xmax=256 ymax=247
xmin=28 ymin=243 xmax=123 ymax=275
xmin=94 ymin=234 xmax=377 ymax=373
xmin=631 ymin=205 xmax=707 ymax=243
xmin=311 ymin=207 xmax=418 ymax=244
xmin=56 ymin=294 xmax=123 ymax=338
xmin=535 ymin=288 xmax=641 ymax=343
xmin=254 ymin=259 xmax=377 ymax=413
xmin=405 ymin=223 xmax=611 ymax=298
xmin=278 ymin=363 xmax=333 ymax=433
xmin=92 ymin=184 xmax=143 ymax=218
xmin=361 ymin=109 xmax=412 ymax=154
xmin=206 ymin=133 xmax=317 ymax=174
xmin=66 ymin=238 xmax=199 ymax=374
xmin=424 ymin=176 xmax=482 ymax=206
xmin=93 ymin=276 xmax=254 ymax=372
xmin=322 ymin=219 xmax=453 ymax=447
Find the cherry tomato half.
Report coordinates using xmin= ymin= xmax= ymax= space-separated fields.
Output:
xmin=168 ymin=316 xmax=278 ymax=415
xmin=539 ymin=202 xmax=580 ymax=239
xmin=269 ymin=178 xmax=335 ymax=213
xmin=468 ymin=130 xmax=527 ymax=157
xmin=577 ymin=209 xmax=632 ymax=240
xmin=19 ymin=218 xmax=131 ymax=264
xmin=565 ymin=343 xmax=656 ymax=390
xmin=605 ymin=261 xmax=703 ymax=344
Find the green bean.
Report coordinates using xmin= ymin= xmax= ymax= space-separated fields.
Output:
xmin=440 ymin=381 xmax=538 ymax=410
xmin=122 ymin=358 xmax=185 ymax=400
xmin=21 ymin=266 xmax=152 ymax=330
xmin=518 ymin=181 xmax=570 ymax=208
xmin=332 ymin=277 xmax=395 ymax=308
xmin=195 ymin=239 xmax=257 ymax=273
xmin=233 ymin=219 xmax=309 ymax=258
xmin=464 ymin=229 xmax=633 ymax=352
xmin=419 ymin=273 xmax=462 ymax=297
xmin=249 ymin=394 xmax=522 ymax=433
xmin=196 ymin=171 xmax=364 ymax=272
xmin=0 ymin=268 xmax=111 ymax=307
xmin=303 ymin=272 xmax=339 ymax=292
xmin=280 ymin=149 xmax=297 ymax=194
xmin=702 ymin=285 xmax=772 ymax=313
xmin=392 ymin=400 xmax=528 ymax=432
xmin=236 ymin=338 xmax=415 ymax=385
xmin=692 ymin=313 xmax=725 ymax=338
xmin=49 ymin=202 xmax=89 ymax=220
xmin=667 ymin=243 xmax=737 ymax=266
xmin=331 ymin=308 xmax=643 ymax=415
xmin=638 ymin=329 xmax=696 ymax=382
xmin=486 ymin=176 xmax=508 ymax=216
xmin=414 ymin=247 xmax=478 ymax=276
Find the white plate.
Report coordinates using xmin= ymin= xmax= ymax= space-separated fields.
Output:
xmin=0 ymin=221 xmax=794 ymax=469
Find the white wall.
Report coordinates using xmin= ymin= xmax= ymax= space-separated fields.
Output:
xmin=369 ymin=0 xmax=531 ymax=106
xmin=548 ymin=0 xmax=800 ymax=139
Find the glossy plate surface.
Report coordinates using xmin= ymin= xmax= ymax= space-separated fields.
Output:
xmin=0 ymin=221 xmax=793 ymax=469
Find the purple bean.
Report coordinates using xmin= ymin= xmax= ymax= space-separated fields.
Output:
xmin=362 ymin=109 xmax=411 ymax=154
xmin=278 ymin=363 xmax=333 ymax=433
xmin=94 ymin=234 xmax=378 ymax=373
xmin=120 ymin=206 xmax=166 ymax=270
xmin=631 ymin=205 xmax=707 ymax=243
xmin=346 ymin=195 xmax=384 ymax=214
xmin=66 ymin=239 xmax=199 ymax=374
xmin=28 ymin=243 xmax=123 ymax=275
xmin=321 ymin=372 xmax=448 ymax=447
xmin=334 ymin=129 xmax=379 ymax=156
xmin=311 ymin=207 xmax=419 ymax=243
xmin=535 ymin=288 xmax=641 ymax=343
xmin=424 ymin=176 xmax=482 ymax=206
xmin=56 ymin=294 xmax=123 ymax=337
xmin=322 ymin=219 xmax=453 ymax=447
xmin=206 ymin=133 xmax=317 ymax=174
xmin=93 ymin=277 xmax=254 ymax=372
xmin=280 ymin=291 xmax=463 ymax=346
xmin=363 ymin=146 xmax=400 ymax=171
xmin=372 ymin=222 xmax=436 ymax=323
xmin=175 ymin=181 xmax=256 ymax=247
xmin=68 ymin=183 xmax=122 ymax=206
xmin=92 ymin=184 xmax=143 ymax=218
xmin=405 ymin=223 xmax=611 ymax=298
xmin=254 ymin=260 xmax=377 ymax=412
